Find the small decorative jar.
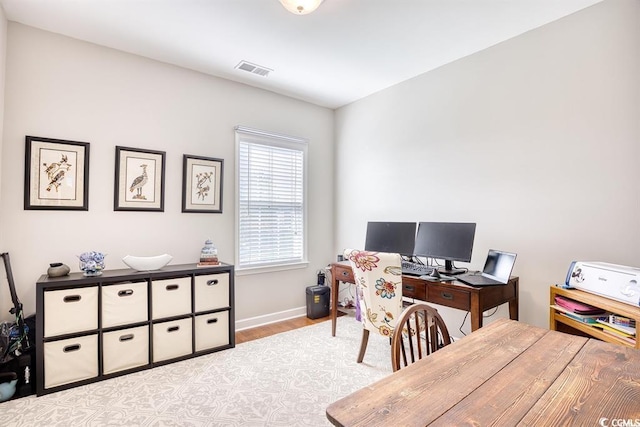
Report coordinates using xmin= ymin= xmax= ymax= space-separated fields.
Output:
xmin=47 ymin=262 xmax=70 ymax=278
xmin=199 ymin=239 xmax=219 ymax=266
xmin=78 ymin=251 xmax=106 ymax=276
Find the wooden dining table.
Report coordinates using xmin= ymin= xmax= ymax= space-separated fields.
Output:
xmin=326 ymin=318 xmax=640 ymax=426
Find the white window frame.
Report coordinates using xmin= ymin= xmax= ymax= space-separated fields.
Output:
xmin=235 ymin=126 xmax=309 ymax=274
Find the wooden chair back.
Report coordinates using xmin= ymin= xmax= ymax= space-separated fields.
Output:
xmin=391 ymin=302 xmax=452 ymax=371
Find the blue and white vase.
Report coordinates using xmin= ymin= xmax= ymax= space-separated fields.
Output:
xmin=78 ymin=251 xmax=106 ymax=276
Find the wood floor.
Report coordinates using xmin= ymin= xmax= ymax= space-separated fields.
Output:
xmin=235 ymin=314 xmax=332 ymax=344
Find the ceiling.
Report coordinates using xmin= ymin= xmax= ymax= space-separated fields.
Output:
xmin=0 ymin=0 xmax=602 ymax=109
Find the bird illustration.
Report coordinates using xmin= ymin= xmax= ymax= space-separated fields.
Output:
xmin=195 ymin=171 xmax=213 ymax=200
xmin=129 ymin=164 xmax=148 ymax=200
xmin=44 ymin=154 xmax=71 ymax=192
xmin=46 ymin=169 xmax=66 ymax=192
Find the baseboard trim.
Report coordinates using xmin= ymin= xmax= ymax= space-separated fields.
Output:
xmin=236 ymin=306 xmax=307 ymax=331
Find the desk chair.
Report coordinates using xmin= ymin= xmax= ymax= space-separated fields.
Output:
xmin=391 ymin=302 xmax=452 ymax=372
xmin=343 ymin=249 xmax=403 ymax=364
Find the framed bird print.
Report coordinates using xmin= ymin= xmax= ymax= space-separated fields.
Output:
xmin=114 ymin=146 xmax=165 ymax=212
xmin=182 ymin=154 xmax=224 ymax=213
xmin=24 ymin=136 xmax=90 ymax=210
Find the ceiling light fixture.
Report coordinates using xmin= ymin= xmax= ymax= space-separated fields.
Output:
xmin=279 ymin=0 xmax=324 ymax=15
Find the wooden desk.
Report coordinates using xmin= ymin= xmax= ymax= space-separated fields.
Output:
xmin=326 ymin=318 xmax=640 ymax=426
xmin=329 ymin=261 xmax=518 ymax=336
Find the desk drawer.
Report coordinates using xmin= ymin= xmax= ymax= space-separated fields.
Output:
xmin=428 ymin=284 xmax=470 ymax=310
xmin=402 ymin=282 xmax=426 ymax=300
xmin=335 ymin=265 xmax=354 ymax=283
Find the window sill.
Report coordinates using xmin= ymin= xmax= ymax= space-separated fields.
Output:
xmin=236 ymin=261 xmax=310 ymax=276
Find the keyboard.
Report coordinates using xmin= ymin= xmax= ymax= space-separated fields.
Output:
xmin=401 ymin=261 xmax=433 ymax=276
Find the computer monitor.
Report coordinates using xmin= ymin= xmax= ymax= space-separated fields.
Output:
xmin=413 ymin=222 xmax=476 ymax=275
xmin=364 ymin=222 xmax=416 ymax=256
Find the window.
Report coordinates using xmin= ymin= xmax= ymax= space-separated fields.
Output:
xmin=235 ymin=126 xmax=308 ymax=272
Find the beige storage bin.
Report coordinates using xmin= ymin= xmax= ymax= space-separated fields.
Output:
xmin=194 ymin=311 xmax=229 ymax=352
xmin=152 ymin=318 xmax=192 ymax=362
xmin=44 ymin=286 xmax=98 ymax=337
xmin=151 ymin=277 xmax=191 ymax=319
xmin=102 ymin=281 xmax=148 ymax=328
xmin=103 ymin=325 xmax=149 ymax=374
xmin=194 ymin=273 xmax=230 ymax=312
xmin=44 ymin=334 xmax=98 ymax=389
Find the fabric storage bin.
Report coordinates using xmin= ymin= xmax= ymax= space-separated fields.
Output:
xmin=103 ymin=325 xmax=149 ymax=374
xmin=102 ymin=281 xmax=148 ymax=328
xmin=152 ymin=318 xmax=192 ymax=362
xmin=151 ymin=277 xmax=191 ymax=319
xmin=194 ymin=273 xmax=230 ymax=312
xmin=44 ymin=334 xmax=98 ymax=389
xmin=44 ymin=286 xmax=98 ymax=337
xmin=194 ymin=311 xmax=229 ymax=352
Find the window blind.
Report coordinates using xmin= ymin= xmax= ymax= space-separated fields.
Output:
xmin=236 ymin=127 xmax=307 ymax=269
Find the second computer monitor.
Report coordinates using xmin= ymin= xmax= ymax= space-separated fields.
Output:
xmin=364 ymin=221 xmax=416 ymax=256
xmin=413 ymin=222 xmax=476 ymax=275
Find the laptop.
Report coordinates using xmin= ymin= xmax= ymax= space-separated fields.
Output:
xmin=456 ymin=249 xmax=517 ymax=286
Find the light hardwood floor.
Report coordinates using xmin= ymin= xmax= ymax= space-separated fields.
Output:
xmin=235 ymin=314 xmax=332 ymax=344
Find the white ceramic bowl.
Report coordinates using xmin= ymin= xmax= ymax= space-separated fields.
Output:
xmin=122 ymin=254 xmax=172 ymax=271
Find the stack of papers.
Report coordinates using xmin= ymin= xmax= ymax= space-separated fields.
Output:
xmin=552 ymin=295 xmax=636 ymax=345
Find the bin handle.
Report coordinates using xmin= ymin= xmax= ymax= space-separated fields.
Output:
xmin=63 ymin=344 xmax=81 ymax=352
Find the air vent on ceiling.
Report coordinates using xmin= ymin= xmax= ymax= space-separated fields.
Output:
xmin=235 ymin=61 xmax=272 ymax=77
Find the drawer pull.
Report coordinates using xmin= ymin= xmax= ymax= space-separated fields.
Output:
xmin=167 ymin=326 xmax=180 ymax=332
xmin=206 ymin=279 xmax=219 ymax=286
xmin=405 ymin=285 xmax=415 ymax=291
xmin=63 ymin=295 xmax=81 ymax=303
xmin=118 ymin=289 xmax=134 ymax=297
xmin=207 ymin=318 xmax=219 ymax=324
xmin=341 ymin=271 xmax=349 ymax=277
xmin=441 ymin=292 xmax=453 ymax=300
xmin=166 ymin=284 xmax=179 ymax=291
xmin=63 ymin=344 xmax=81 ymax=352
xmin=119 ymin=334 xmax=134 ymax=342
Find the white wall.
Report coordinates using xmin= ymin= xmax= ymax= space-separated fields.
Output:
xmin=0 ymin=8 xmax=7 ymax=315
xmin=0 ymin=23 xmax=335 ymax=324
xmin=334 ymin=0 xmax=640 ymax=333
xmin=0 ymin=7 xmax=6 ymax=231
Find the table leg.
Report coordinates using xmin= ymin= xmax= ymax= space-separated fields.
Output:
xmin=470 ymin=293 xmax=482 ymax=331
xmin=509 ymin=280 xmax=519 ymax=321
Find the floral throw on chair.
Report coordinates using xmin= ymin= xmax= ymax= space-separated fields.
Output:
xmin=343 ymin=249 xmax=403 ymax=364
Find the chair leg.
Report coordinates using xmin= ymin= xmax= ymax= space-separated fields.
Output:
xmin=357 ymin=329 xmax=370 ymax=363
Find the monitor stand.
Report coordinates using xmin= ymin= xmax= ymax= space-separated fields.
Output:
xmin=437 ymin=260 xmax=466 ymax=275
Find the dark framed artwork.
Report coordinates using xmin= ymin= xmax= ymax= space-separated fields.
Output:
xmin=24 ymin=135 xmax=90 ymax=210
xmin=182 ymin=154 xmax=224 ymax=213
xmin=114 ymin=146 xmax=165 ymax=212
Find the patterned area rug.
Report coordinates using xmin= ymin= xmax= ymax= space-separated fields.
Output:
xmin=0 ymin=314 xmax=392 ymax=426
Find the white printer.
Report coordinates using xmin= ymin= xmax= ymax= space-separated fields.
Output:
xmin=566 ymin=261 xmax=640 ymax=307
